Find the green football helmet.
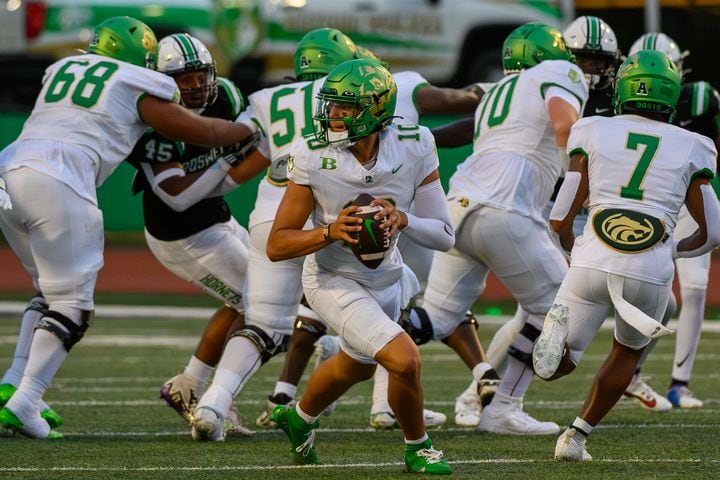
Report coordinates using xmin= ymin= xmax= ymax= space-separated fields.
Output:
xmin=354 ymin=45 xmax=391 ymax=69
xmin=87 ymin=16 xmax=158 ymax=69
xmin=502 ymin=22 xmax=575 ymax=74
xmin=315 ymin=59 xmax=397 ymax=146
xmin=294 ymin=28 xmax=357 ymax=81
xmin=613 ymin=50 xmax=681 ymax=119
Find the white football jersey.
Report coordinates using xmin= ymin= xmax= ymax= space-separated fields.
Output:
xmin=392 ymin=70 xmax=429 ymax=125
xmin=448 ymin=60 xmax=588 ymax=225
xmin=238 ymin=72 xmax=431 ymax=229
xmin=236 ymin=78 xmax=324 ymax=228
xmin=0 ymin=54 xmax=179 ymax=204
xmin=569 ymin=114 xmax=717 ymax=284
xmin=288 ymin=124 xmax=439 ymax=288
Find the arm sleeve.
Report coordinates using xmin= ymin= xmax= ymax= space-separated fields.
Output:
xmin=674 ymin=183 xmax=720 ymax=258
xmin=401 ymin=180 xmax=454 ymax=251
xmin=145 ymin=161 xmax=229 ymax=212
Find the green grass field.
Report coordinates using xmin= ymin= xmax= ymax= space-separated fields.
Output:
xmin=1 ymin=308 xmax=719 ymax=479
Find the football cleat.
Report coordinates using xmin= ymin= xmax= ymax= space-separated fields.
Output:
xmin=191 ymin=406 xmax=226 ymax=442
xmin=0 ymin=384 xmax=62 ymax=429
xmin=370 ymin=409 xmax=446 ymax=430
xmin=667 ymin=384 xmax=703 ymax=409
xmin=404 ymin=438 xmax=452 ymax=475
xmin=313 ymin=335 xmax=340 ymax=416
xmin=160 ymin=373 xmax=201 ymax=424
xmin=533 ymin=303 xmax=570 ymax=380
xmin=271 ymin=405 xmax=319 ymax=465
xmin=225 ymin=405 xmax=254 ymax=437
xmin=478 ymin=394 xmax=559 ymax=435
xmin=255 ymin=393 xmax=294 ymax=429
xmin=554 ymin=427 xmax=592 ymax=461
xmin=454 ymin=390 xmax=481 ymax=427
xmin=624 ymin=375 xmax=672 ymax=412
xmin=477 ymin=369 xmax=501 ymax=408
xmin=0 ymin=406 xmax=62 ymax=439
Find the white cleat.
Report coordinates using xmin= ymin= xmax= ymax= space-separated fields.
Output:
xmin=160 ymin=372 xmax=202 ymax=424
xmin=454 ymin=390 xmax=481 ymax=427
xmin=225 ymin=405 xmax=253 ymax=437
xmin=624 ymin=375 xmax=672 ymax=412
xmin=667 ymin=384 xmax=703 ymax=409
xmin=554 ymin=428 xmax=592 ymax=461
xmin=191 ymin=406 xmax=226 ymax=442
xmin=533 ymin=303 xmax=570 ymax=380
xmin=370 ymin=409 xmax=447 ymax=430
xmin=313 ymin=335 xmax=341 ymax=416
xmin=478 ymin=395 xmax=559 ymax=435
xmin=255 ymin=393 xmax=294 ymax=429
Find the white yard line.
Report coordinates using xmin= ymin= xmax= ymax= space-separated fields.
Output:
xmin=2 ymin=301 xmax=720 ymax=332
xmin=0 ymin=457 xmax=717 ymax=472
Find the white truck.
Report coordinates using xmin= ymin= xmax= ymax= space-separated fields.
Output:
xmin=249 ymin=0 xmax=564 ymax=86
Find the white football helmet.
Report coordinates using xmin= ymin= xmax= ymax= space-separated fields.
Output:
xmin=629 ymin=32 xmax=689 ymax=77
xmin=157 ymin=33 xmax=217 ymax=111
xmin=563 ymin=16 xmax=620 ymax=90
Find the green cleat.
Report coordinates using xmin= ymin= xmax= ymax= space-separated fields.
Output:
xmin=0 ymin=384 xmax=63 ymax=428
xmin=405 ymin=439 xmax=452 ymax=475
xmin=0 ymin=407 xmax=63 ymax=439
xmin=0 ymin=383 xmax=16 ymax=406
xmin=270 ymin=405 xmax=319 ymax=465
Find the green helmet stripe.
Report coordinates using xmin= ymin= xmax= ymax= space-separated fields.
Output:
xmin=693 ymin=82 xmax=709 ymax=117
xmin=175 ymin=33 xmax=198 ymax=62
xmin=587 ymin=16 xmax=599 ymax=48
xmin=644 ymin=34 xmax=656 ymax=51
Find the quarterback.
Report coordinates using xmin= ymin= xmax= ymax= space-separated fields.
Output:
xmin=267 ymin=59 xmax=454 ymax=474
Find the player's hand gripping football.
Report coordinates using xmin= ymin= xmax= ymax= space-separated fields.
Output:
xmin=372 ymin=198 xmax=406 ymax=238
xmin=328 ymin=205 xmax=363 ymax=244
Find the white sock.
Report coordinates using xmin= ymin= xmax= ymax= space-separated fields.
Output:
xmin=1 ymin=300 xmax=45 ymax=386
xmin=472 ymin=362 xmax=492 ymax=383
xmin=296 ymin=403 xmax=319 ymax=424
xmin=672 ymin=288 xmax=706 ymax=381
xmin=273 ymin=381 xmax=297 ymax=399
xmin=497 ymin=314 xmax=540 ymax=399
xmin=197 ymin=383 xmax=233 ymax=416
xmin=185 ymin=356 xmax=214 ymax=387
xmin=212 ymin=336 xmax=263 ymax=397
xmin=16 ymin=375 xmax=47 ymax=406
xmin=571 ymin=416 xmax=594 ymax=437
xmin=371 ymin=365 xmax=391 ymax=415
xmin=486 ymin=307 xmax=526 ymax=372
xmin=22 ymin=330 xmax=68 ymax=387
xmin=405 ymin=433 xmax=429 ymax=445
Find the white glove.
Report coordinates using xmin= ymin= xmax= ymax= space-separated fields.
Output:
xmin=0 ymin=177 xmax=12 ymax=210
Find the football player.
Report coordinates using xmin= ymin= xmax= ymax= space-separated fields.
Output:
xmin=123 ymin=33 xmax=266 ymax=435
xmin=267 ymin=58 xmax=454 ymax=474
xmin=623 ymin=33 xmax=720 ymax=411
xmin=185 ymin=28 xmax=360 ymax=441
xmin=0 ymin=16 xmax=256 ymax=438
xmin=419 ymin=22 xmax=587 ymax=436
xmin=453 ymin=15 xmax=623 ymax=427
xmin=532 ymin=50 xmax=720 ymax=461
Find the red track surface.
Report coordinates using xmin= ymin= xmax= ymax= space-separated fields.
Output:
xmin=1 ymin=246 xmax=718 ymax=304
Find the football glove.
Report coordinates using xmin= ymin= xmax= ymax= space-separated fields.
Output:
xmin=0 ymin=177 xmax=12 ymax=210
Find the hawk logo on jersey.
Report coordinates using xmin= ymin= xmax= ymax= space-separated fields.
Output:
xmin=636 ymin=82 xmax=649 ymax=96
xmin=593 ymin=208 xmax=666 ymax=253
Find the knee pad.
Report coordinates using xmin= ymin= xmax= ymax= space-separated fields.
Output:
xmin=35 ymin=310 xmax=93 ymax=352
xmin=293 ymin=317 xmax=326 ymax=340
xmin=230 ymin=325 xmax=289 ymax=364
xmin=399 ymin=306 xmax=434 ymax=346
xmin=507 ymin=322 xmax=542 ymax=367
xmin=25 ymin=293 xmax=48 ymax=315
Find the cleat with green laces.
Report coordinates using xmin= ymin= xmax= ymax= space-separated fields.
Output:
xmin=0 ymin=407 xmax=62 ymax=439
xmin=0 ymin=384 xmax=63 ymax=428
xmin=405 ymin=438 xmax=452 ymax=475
xmin=270 ymin=405 xmax=319 ymax=465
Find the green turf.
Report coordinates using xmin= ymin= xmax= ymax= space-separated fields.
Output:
xmin=0 ymin=314 xmax=718 ymax=479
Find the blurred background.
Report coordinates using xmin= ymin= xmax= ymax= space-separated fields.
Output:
xmin=1 ymin=0 xmax=719 ymax=308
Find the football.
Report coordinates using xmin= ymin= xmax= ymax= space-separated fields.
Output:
xmin=349 ymin=193 xmax=391 ymax=269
